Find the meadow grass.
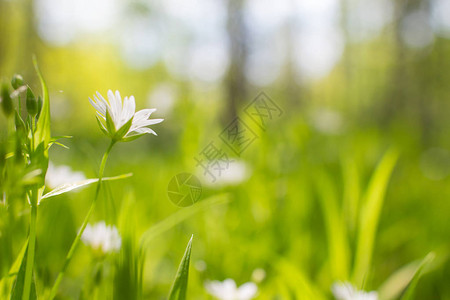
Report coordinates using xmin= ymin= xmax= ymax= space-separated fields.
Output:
xmin=0 ymin=61 xmax=445 ymax=299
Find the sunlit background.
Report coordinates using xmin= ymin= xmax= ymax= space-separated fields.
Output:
xmin=1 ymin=0 xmax=450 ymax=298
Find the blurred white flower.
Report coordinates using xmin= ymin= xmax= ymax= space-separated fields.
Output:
xmin=46 ymin=162 xmax=86 ymax=189
xmin=251 ymin=268 xmax=266 ymax=283
xmin=310 ymin=109 xmax=344 ymax=135
xmin=81 ymin=221 xmax=121 ymax=253
xmin=205 ymin=279 xmax=257 ymax=300
xmin=200 ymin=160 xmax=251 ymax=188
xmin=89 ymin=90 xmax=163 ymax=141
xmin=332 ymin=281 xmax=378 ymax=300
xmin=147 ymin=83 xmax=178 ymax=116
xmin=194 ymin=260 xmax=207 ymax=272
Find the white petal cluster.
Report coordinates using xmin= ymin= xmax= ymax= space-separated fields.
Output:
xmin=81 ymin=221 xmax=121 ymax=253
xmin=205 ymin=279 xmax=257 ymax=300
xmin=46 ymin=162 xmax=86 ymax=189
xmin=89 ymin=90 xmax=163 ymax=140
xmin=332 ymin=282 xmax=378 ymax=300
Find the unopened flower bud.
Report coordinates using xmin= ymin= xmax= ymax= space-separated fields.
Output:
xmin=11 ymin=74 xmax=24 ymax=89
xmin=26 ymin=87 xmax=38 ymax=116
xmin=1 ymin=83 xmax=13 ymax=117
xmin=37 ymin=96 xmax=43 ymax=118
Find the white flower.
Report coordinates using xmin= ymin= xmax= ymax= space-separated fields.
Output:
xmin=310 ymin=109 xmax=344 ymax=135
xmin=89 ymin=90 xmax=163 ymax=141
xmin=46 ymin=162 xmax=86 ymax=189
xmin=251 ymin=268 xmax=266 ymax=283
xmin=332 ymin=281 xmax=378 ymax=300
xmin=200 ymin=160 xmax=251 ymax=188
xmin=205 ymin=279 xmax=257 ymax=300
xmin=147 ymin=83 xmax=178 ymax=115
xmin=81 ymin=221 xmax=121 ymax=253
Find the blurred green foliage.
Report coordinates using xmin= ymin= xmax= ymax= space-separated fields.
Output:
xmin=1 ymin=0 xmax=450 ymax=299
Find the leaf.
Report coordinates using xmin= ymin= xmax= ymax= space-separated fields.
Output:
xmin=378 ymin=252 xmax=435 ymax=300
xmin=314 ymin=170 xmax=350 ymax=280
xmin=32 ymin=56 xmax=51 ymax=150
xmin=39 ymin=173 xmax=133 ymax=203
xmin=10 ymin=245 xmax=37 ymax=300
xmin=96 ymin=116 xmax=109 ymax=136
xmin=122 ymin=133 xmax=145 ymax=143
xmin=341 ymin=155 xmax=360 ymax=236
xmin=114 ymin=116 xmax=133 ymax=141
xmin=48 ymin=136 xmax=72 ymax=149
xmin=168 ymin=235 xmax=193 ymax=300
xmin=400 ymin=252 xmax=435 ymax=300
xmin=0 ymin=240 xmax=28 ymax=295
xmin=352 ymin=149 xmax=399 ymax=287
xmin=105 ymin=110 xmax=116 ymax=137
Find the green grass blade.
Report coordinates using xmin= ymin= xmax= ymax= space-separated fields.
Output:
xmin=378 ymin=252 xmax=435 ymax=300
xmin=0 ymin=240 xmax=28 ymax=296
xmin=314 ymin=170 xmax=350 ymax=280
xmin=400 ymin=252 xmax=435 ymax=300
xmin=39 ymin=173 xmax=133 ymax=202
xmin=341 ymin=156 xmax=360 ymax=236
xmin=352 ymin=149 xmax=399 ymax=287
xmin=32 ymin=56 xmax=51 ymax=149
xmin=168 ymin=235 xmax=193 ymax=300
xmin=10 ymin=246 xmax=37 ymax=300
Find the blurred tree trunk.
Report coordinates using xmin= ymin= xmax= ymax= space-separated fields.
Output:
xmin=224 ymin=0 xmax=248 ymax=124
xmin=380 ymin=0 xmax=408 ymax=127
xmin=382 ymin=0 xmax=434 ymax=145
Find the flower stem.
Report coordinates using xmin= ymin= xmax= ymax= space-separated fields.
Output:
xmin=22 ymin=115 xmax=39 ymax=300
xmin=49 ymin=140 xmax=116 ymax=300
xmin=22 ymin=191 xmax=37 ymax=300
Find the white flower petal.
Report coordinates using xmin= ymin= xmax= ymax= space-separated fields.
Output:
xmin=133 ymin=108 xmax=157 ymax=121
xmin=236 ymin=282 xmax=257 ymax=300
xmin=133 ymin=118 xmax=164 ymax=128
xmin=89 ymin=97 xmax=102 ymax=114
xmin=205 ymin=279 xmax=257 ymax=300
xmin=127 ymin=96 xmax=136 ymax=120
xmin=95 ymin=92 xmax=109 ymax=115
xmin=81 ymin=221 xmax=121 ymax=253
xmin=107 ymin=90 xmax=120 ymax=126
xmin=331 ymin=281 xmax=378 ymax=300
xmin=128 ymin=127 xmax=157 ymax=136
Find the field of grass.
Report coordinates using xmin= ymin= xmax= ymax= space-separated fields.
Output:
xmin=1 ymin=59 xmax=449 ymax=299
xmin=1 ymin=1 xmax=450 ymax=299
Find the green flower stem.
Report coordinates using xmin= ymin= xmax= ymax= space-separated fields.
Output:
xmin=49 ymin=140 xmax=116 ymax=300
xmin=22 ymin=190 xmax=38 ymax=300
xmin=22 ymin=112 xmax=39 ymax=300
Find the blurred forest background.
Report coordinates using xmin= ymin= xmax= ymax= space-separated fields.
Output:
xmin=1 ymin=0 xmax=450 ymax=298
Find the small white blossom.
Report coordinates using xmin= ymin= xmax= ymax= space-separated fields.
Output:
xmin=310 ymin=109 xmax=344 ymax=135
xmin=332 ymin=281 xmax=378 ymax=300
xmin=205 ymin=279 xmax=257 ymax=300
xmin=89 ymin=90 xmax=163 ymax=141
xmin=200 ymin=160 xmax=251 ymax=188
xmin=251 ymin=268 xmax=266 ymax=283
xmin=81 ymin=221 xmax=121 ymax=253
xmin=46 ymin=162 xmax=86 ymax=189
